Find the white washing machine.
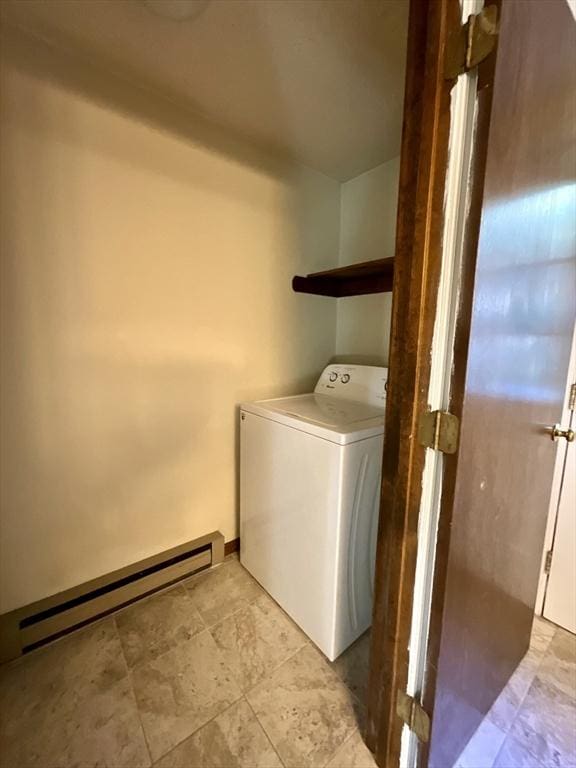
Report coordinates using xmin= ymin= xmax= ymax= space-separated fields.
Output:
xmin=240 ymin=364 xmax=387 ymax=661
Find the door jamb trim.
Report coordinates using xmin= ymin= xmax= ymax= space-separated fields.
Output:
xmin=401 ymin=2 xmax=482 ymax=764
xmin=366 ymin=0 xmax=467 ymax=764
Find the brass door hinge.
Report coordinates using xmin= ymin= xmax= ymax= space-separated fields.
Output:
xmin=544 ymin=549 xmax=553 ymax=574
xmin=568 ymin=382 xmax=576 ymax=412
xmin=445 ymin=5 xmax=499 ymax=79
xmin=419 ymin=410 xmax=459 ymax=454
xmin=397 ymin=691 xmax=431 ymax=743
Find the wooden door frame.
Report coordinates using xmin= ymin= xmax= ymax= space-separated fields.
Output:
xmin=418 ymin=1 xmax=500 ymax=763
xmin=366 ymin=0 xmax=500 ymax=765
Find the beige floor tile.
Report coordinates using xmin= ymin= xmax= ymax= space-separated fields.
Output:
xmin=510 ymin=676 xmax=576 ymax=767
xmin=531 ymin=616 xmax=557 ymax=642
xmin=493 ymin=735 xmax=545 ymax=768
xmin=0 ymin=620 xmax=150 ymax=767
xmin=529 ymin=631 xmax=554 ymax=657
xmin=154 ymin=699 xmax=282 ymax=768
xmin=325 ymin=730 xmax=377 ymax=768
xmin=131 ymin=629 xmax=242 ymax=762
xmin=529 ymin=617 xmax=557 ymax=659
xmin=247 ymin=644 xmax=360 ymax=768
xmin=552 ymin=626 xmax=576 ymax=660
xmin=116 ymin=585 xmax=205 ymax=668
xmin=0 ymin=618 xmax=126 ymax=710
xmin=332 ymin=631 xmax=371 ymax=704
xmin=536 ymin=627 xmax=576 ymax=700
xmin=210 ymin=593 xmax=308 ymax=692
xmin=184 ymin=559 xmax=264 ymax=627
xmin=27 ymin=678 xmax=149 ymax=768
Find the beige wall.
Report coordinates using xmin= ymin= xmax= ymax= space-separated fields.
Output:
xmin=335 ymin=157 xmax=400 ymax=365
xmin=0 ymin=32 xmax=340 ymax=612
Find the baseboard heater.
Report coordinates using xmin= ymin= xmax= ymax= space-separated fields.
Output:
xmin=0 ymin=530 xmax=224 ymax=663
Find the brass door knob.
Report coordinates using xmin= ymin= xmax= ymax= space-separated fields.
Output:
xmin=551 ymin=424 xmax=575 ymax=442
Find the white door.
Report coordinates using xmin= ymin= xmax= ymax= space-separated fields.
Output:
xmin=543 ymin=381 xmax=576 ymax=634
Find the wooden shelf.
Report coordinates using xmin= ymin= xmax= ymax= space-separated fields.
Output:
xmin=292 ymin=257 xmax=394 ymax=297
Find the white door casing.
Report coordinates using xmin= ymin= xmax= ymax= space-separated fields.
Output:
xmin=538 ymin=325 xmax=576 ymax=633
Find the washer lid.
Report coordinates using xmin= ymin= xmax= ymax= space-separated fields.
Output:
xmin=241 ymin=393 xmax=385 ymax=444
xmin=266 ymin=393 xmax=383 ymax=426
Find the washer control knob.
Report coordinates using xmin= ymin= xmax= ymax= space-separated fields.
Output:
xmin=329 ymin=372 xmax=338 ymax=382
xmin=341 ymin=374 xmax=351 ymax=383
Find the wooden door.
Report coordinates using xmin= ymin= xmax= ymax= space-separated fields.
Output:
xmin=424 ymin=0 xmax=576 ymax=765
xmin=366 ymin=1 xmax=576 ymax=767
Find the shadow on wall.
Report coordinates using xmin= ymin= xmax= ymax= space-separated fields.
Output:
xmin=332 ymin=354 xmax=388 ymax=367
xmin=0 ymin=18 xmax=301 ymax=183
xmin=0 ymin=24 xmax=341 ymax=612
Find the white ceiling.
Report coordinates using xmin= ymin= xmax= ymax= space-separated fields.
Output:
xmin=0 ymin=0 xmax=409 ymax=181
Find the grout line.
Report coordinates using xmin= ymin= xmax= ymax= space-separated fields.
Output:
xmin=112 ymin=614 xmax=154 ymax=768
xmin=246 ymin=637 xmax=310 ymax=695
xmin=242 ymin=639 xmax=310 ymax=697
xmin=120 ymin=567 xmax=266 ymax=673
xmin=490 ymin=737 xmax=506 ymax=768
xmin=184 ymin=565 xmax=265 ymax=629
xmin=130 ymin=687 xmax=155 ymax=768
xmin=148 ymin=696 xmax=244 ymax=767
xmin=111 ymin=615 xmax=130 ymax=676
xmin=203 ymin=592 xmax=311 ymax=697
xmin=242 ymin=642 xmax=362 ymax=767
xmin=197 ymin=586 xmax=313 ymax=699
xmin=118 ymin=613 xmax=208 ymax=673
xmin=246 ymin=660 xmax=358 ymax=768
xmin=244 ymin=695 xmax=287 ymax=768
xmin=199 ymin=593 xmax=263 ymax=631
xmin=319 ymin=726 xmax=365 ymax=768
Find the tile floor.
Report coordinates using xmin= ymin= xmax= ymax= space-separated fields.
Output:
xmin=455 ymin=616 xmax=576 ymax=768
xmin=0 ymin=556 xmax=574 ymax=768
xmin=0 ymin=557 xmax=373 ymax=768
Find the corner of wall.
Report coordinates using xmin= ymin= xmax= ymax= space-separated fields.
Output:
xmin=334 ymin=156 xmax=400 ymax=366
